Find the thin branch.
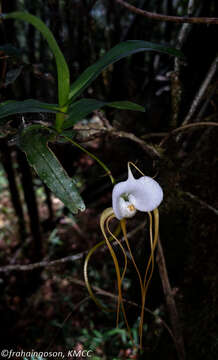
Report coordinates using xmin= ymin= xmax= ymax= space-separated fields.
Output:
xmin=141 ymin=132 xmax=168 ymax=139
xmin=156 ymin=236 xmax=186 ymax=360
xmin=182 ymin=54 xmax=218 ymax=126
xmin=116 ymin=0 xmax=218 ymax=24
xmin=70 ymin=121 xmax=218 ymax=154
xmin=65 ymin=121 xmax=217 ymax=153
xmin=160 ymin=121 xmax=218 ymax=146
xmin=183 ymin=191 xmax=218 ymax=216
xmin=73 ymin=126 xmax=162 ymax=158
xmin=0 ymin=221 xmax=145 ymax=273
xmin=0 ymin=252 xmax=86 ymax=273
xmin=172 ymin=121 xmax=218 ymax=133
xmin=109 ymin=128 xmax=161 ymax=158
xmin=196 ymin=83 xmax=218 ymax=122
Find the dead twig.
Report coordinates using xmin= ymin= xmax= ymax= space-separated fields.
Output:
xmin=183 ymin=191 xmax=218 ymax=216
xmin=0 ymin=252 xmax=86 ymax=273
xmin=0 ymin=221 xmax=145 ymax=273
xmin=160 ymin=121 xmax=218 ymax=146
xmin=109 ymin=128 xmax=161 ymax=158
xmin=156 ymin=236 xmax=186 ymax=360
xmin=182 ymin=54 xmax=218 ymax=126
xmin=116 ymin=0 xmax=218 ymax=24
xmin=73 ymin=126 xmax=162 ymax=158
xmin=141 ymin=132 xmax=168 ymax=139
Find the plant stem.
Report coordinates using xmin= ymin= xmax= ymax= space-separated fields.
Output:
xmin=55 ymin=112 xmax=66 ymax=133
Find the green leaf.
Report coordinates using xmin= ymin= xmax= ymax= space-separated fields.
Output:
xmin=0 ymin=99 xmax=61 ymax=124
xmin=69 ymin=40 xmax=184 ymax=102
xmin=108 ymin=100 xmax=145 ymax=112
xmin=66 ymin=98 xmax=104 ymax=127
xmin=2 ymin=12 xmax=70 ymax=107
xmin=19 ymin=125 xmax=85 ymax=214
xmin=63 ymin=98 xmax=145 ymax=129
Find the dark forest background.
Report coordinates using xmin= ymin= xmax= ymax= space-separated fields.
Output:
xmin=0 ymin=0 xmax=218 ymax=359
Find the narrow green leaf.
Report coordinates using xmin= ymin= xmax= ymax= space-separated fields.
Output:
xmin=0 ymin=99 xmax=61 ymax=124
xmin=63 ymin=98 xmax=145 ymax=129
xmin=64 ymin=99 xmax=105 ymax=128
xmin=69 ymin=40 xmax=184 ymax=102
xmin=19 ymin=125 xmax=85 ymax=214
xmin=2 ymin=12 xmax=70 ymax=107
xmin=108 ymin=100 xmax=145 ymax=112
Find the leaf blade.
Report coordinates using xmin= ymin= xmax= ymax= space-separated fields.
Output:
xmin=63 ymin=98 xmax=145 ymax=129
xmin=107 ymin=100 xmax=145 ymax=112
xmin=64 ymin=99 xmax=106 ymax=128
xmin=69 ymin=40 xmax=184 ymax=101
xmin=3 ymin=12 xmax=70 ymax=107
xmin=19 ymin=125 xmax=85 ymax=214
xmin=0 ymin=99 xmax=61 ymax=124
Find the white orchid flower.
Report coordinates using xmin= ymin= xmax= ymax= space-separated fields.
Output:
xmin=112 ymin=163 xmax=163 ymax=220
xmin=84 ymin=162 xmax=163 ymax=350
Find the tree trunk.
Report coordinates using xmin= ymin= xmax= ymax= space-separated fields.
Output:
xmin=0 ymin=139 xmax=26 ymax=240
xmin=16 ymin=149 xmax=42 ymax=260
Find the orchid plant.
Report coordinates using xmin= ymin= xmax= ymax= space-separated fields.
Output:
xmin=0 ymin=12 xmax=182 ymax=218
xmin=0 ymin=9 xmax=185 ymax=356
xmin=84 ymin=162 xmax=163 ymax=350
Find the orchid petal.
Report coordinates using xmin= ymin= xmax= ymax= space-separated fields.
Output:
xmin=112 ymin=166 xmax=163 ymax=220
